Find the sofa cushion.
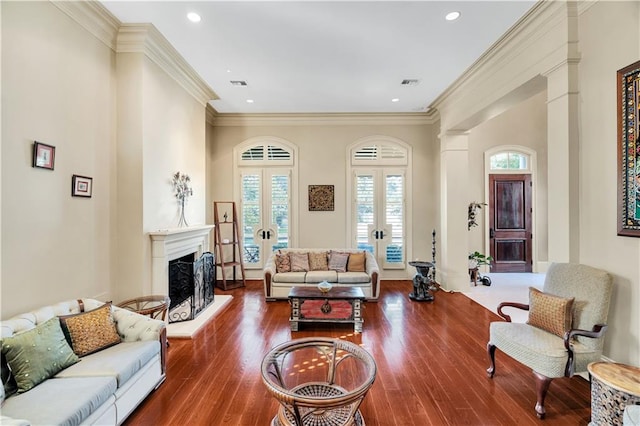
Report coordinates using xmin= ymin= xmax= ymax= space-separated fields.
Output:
xmin=308 ymin=252 xmax=329 ymax=271
xmin=347 ymin=252 xmax=366 ymax=272
xmin=59 ymin=303 xmax=122 ymax=357
xmin=290 ymin=252 xmax=310 ymax=272
xmin=273 ymin=272 xmax=308 ymax=283
xmin=0 ymin=376 xmax=116 ymax=426
xmin=275 ymin=251 xmax=291 ymax=273
xmin=56 ymin=340 xmax=159 ymax=388
xmin=305 ymin=271 xmax=338 ymax=283
xmin=328 ymin=251 xmax=349 ymax=272
xmin=1 ymin=317 xmax=79 ymax=393
xmin=337 ymin=272 xmax=371 ymax=284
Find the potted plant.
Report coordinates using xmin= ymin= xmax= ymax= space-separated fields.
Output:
xmin=468 ymin=251 xmax=493 ymax=269
xmin=468 ymin=251 xmax=494 ymax=286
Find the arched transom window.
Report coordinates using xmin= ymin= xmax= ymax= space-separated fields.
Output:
xmin=490 ymin=151 xmax=529 ymax=171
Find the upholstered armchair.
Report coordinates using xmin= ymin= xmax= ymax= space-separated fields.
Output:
xmin=487 ymin=263 xmax=613 ymax=419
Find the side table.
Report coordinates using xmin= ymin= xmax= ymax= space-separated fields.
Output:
xmin=117 ymin=295 xmax=171 ymax=321
xmin=588 ymin=362 xmax=640 ymax=425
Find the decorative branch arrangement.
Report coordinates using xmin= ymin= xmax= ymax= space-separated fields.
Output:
xmin=468 ymin=202 xmax=486 ymax=230
xmin=172 ymin=172 xmax=193 ymax=227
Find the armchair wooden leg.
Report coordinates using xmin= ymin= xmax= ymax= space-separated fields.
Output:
xmin=533 ymin=371 xmax=552 ymax=420
xmin=487 ymin=343 xmax=497 ymax=378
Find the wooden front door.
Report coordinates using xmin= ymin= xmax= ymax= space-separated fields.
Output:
xmin=489 ymin=174 xmax=532 ymax=272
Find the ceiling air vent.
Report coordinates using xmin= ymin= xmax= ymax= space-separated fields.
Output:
xmin=401 ymin=79 xmax=420 ymax=86
xmin=230 ymin=80 xmax=248 ymax=86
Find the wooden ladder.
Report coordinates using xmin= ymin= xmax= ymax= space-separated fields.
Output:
xmin=213 ymin=201 xmax=246 ymax=290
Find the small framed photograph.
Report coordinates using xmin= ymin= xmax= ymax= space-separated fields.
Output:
xmin=72 ymin=175 xmax=93 ymax=198
xmin=32 ymin=141 xmax=55 ymax=170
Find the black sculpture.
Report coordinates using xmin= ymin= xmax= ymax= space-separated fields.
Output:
xmin=408 ymin=230 xmax=439 ymax=302
xmin=408 ymin=261 xmax=435 ymax=301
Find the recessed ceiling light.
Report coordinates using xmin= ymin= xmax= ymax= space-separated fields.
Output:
xmin=187 ymin=12 xmax=201 ymax=23
xmin=246 ymin=99 xmax=254 ymax=103
xmin=226 ymin=69 xmax=232 ymax=73
xmin=445 ymin=11 xmax=460 ymax=21
xmin=391 ymin=98 xmax=400 ymax=103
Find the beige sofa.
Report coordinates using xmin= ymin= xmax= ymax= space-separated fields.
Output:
xmin=263 ymin=248 xmax=380 ymax=301
xmin=1 ymin=298 xmax=166 ymax=426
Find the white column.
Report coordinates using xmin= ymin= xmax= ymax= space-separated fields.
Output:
xmin=439 ymin=131 xmax=471 ymax=292
xmin=545 ymin=62 xmax=580 ymax=263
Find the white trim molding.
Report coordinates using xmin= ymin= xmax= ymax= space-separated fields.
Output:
xmin=52 ymin=0 xmax=121 ymax=50
xmin=213 ymin=112 xmax=435 ymax=127
xmin=117 ymin=24 xmax=218 ymax=106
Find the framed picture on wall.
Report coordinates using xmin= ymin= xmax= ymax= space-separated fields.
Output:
xmin=617 ymin=60 xmax=640 ymax=237
xmin=32 ymin=141 xmax=55 ymax=170
xmin=308 ymin=185 xmax=334 ymax=211
xmin=72 ymin=175 xmax=93 ymax=198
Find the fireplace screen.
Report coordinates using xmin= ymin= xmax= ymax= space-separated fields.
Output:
xmin=168 ymin=252 xmax=215 ymax=323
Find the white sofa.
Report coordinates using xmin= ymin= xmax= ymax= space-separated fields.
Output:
xmin=0 ymin=298 xmax=166 ymax=426
xmin=263 ymin=248 xmax=380 ymax=301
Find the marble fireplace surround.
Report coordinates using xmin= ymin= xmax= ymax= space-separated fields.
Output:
xmin=149 ymin=225 xmax=215 ymax=297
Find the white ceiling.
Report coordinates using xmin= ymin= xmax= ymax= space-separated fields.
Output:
xmin=101 ymin=1 xmax=536 ymax=114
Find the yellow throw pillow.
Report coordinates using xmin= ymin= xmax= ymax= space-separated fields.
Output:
xmin=347 ymin=252 xmax=366 ymax=272
xmin=59 ymin=303 xmax=121 ymax=357
xmin=527 ymin=287 xmax=575 ymax=337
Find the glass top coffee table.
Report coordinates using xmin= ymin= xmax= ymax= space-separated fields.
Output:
xmin=288 ymin=287 xmax=365 ymax=333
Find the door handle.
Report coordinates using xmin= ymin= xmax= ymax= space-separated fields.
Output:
xmin=262 ymin=230 xmax=266 ymax=239
xmin=266 ymin=230 xmax=271 ymax=239
xmin=379 ymin=230 xmax=384 ymax=239
xmin=490 ymin=228 xmax=495 ymax=239
xmin=375 ymin=231 xmax=379 ymax=239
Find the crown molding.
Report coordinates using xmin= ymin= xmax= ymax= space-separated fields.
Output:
xmin=117 ymin=24 xmax=218 ymax=107
xmin=212 ymin=112 xmax=435 ymax=127
xmin=430 ymin=0 xmax=576 ymax=113
xmin=206 ymin=104 xmax=218 ymax=126
xmin=52 ymin=0 xmax=120 ymax=50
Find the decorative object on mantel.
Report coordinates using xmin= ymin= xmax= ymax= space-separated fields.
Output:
xmin=468 ymin=202 xmax=486 ymax=230
xmin=617 ymin=60 xmax=640 ymax=237
xmin=32 ymin=141 xmax=55 ymax=170
xmin=172 ymin=171 xmax=193 ymax=227
xmin=308 ymin=185 xmax=334 ymax=211
xmin=71 ymin=175 xmax=93 ymax=198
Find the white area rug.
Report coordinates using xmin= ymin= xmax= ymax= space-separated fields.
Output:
xmin=462 ymin=273 xmax=544 ymax=323
xmin=167 ymin=295 xmax=233 ymax=338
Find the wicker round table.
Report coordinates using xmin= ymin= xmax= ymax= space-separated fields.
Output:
xmin=117 ymin=295 xmax=170 ymax=321
xmin=588 ymin=362 xmax=640 ymax=425
xmin=262 ymin=337 xmax=377 ymax=426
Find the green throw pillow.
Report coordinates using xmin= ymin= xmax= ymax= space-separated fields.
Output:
xmin=1 ymin=317 xmax=79 ymax=393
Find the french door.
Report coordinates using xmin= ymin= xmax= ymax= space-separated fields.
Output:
xmin=240 ymin=169 xmax=290 ymax=269
xmin=353 ymin=169 xmax=405 ymax=269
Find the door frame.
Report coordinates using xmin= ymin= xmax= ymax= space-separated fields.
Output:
xmin=483 ymin=146 xmax=537 ymax=273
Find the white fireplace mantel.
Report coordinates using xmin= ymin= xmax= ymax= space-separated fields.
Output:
xmin=149 ymin=225 xmax=214 ymax=296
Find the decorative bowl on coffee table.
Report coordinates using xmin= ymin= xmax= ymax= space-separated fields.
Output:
xmin=317 ymin=281 xmax=332 ymax=293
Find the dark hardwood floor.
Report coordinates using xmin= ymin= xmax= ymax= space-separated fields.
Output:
xmin=124 ymin=280 xmax=591 ymax=425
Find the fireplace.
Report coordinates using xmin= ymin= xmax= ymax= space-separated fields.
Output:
xmin=149 ymin=225 xmax=215 ymax=301
xmin=168 ymin=252 xmax=215 ymax=323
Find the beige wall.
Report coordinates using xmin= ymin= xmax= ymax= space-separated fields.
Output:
xmin=1 ymin=2 xmax=211 ymax=316
xmin=468 ymin=91 xmax=549 ymax=268
xmin=577 ymin=1 xmax=640 ymax=365
xmin=208 ymin=118 xmax=437 ymax=279
xmin=2 ymin=1 xmax=115 ymax=317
